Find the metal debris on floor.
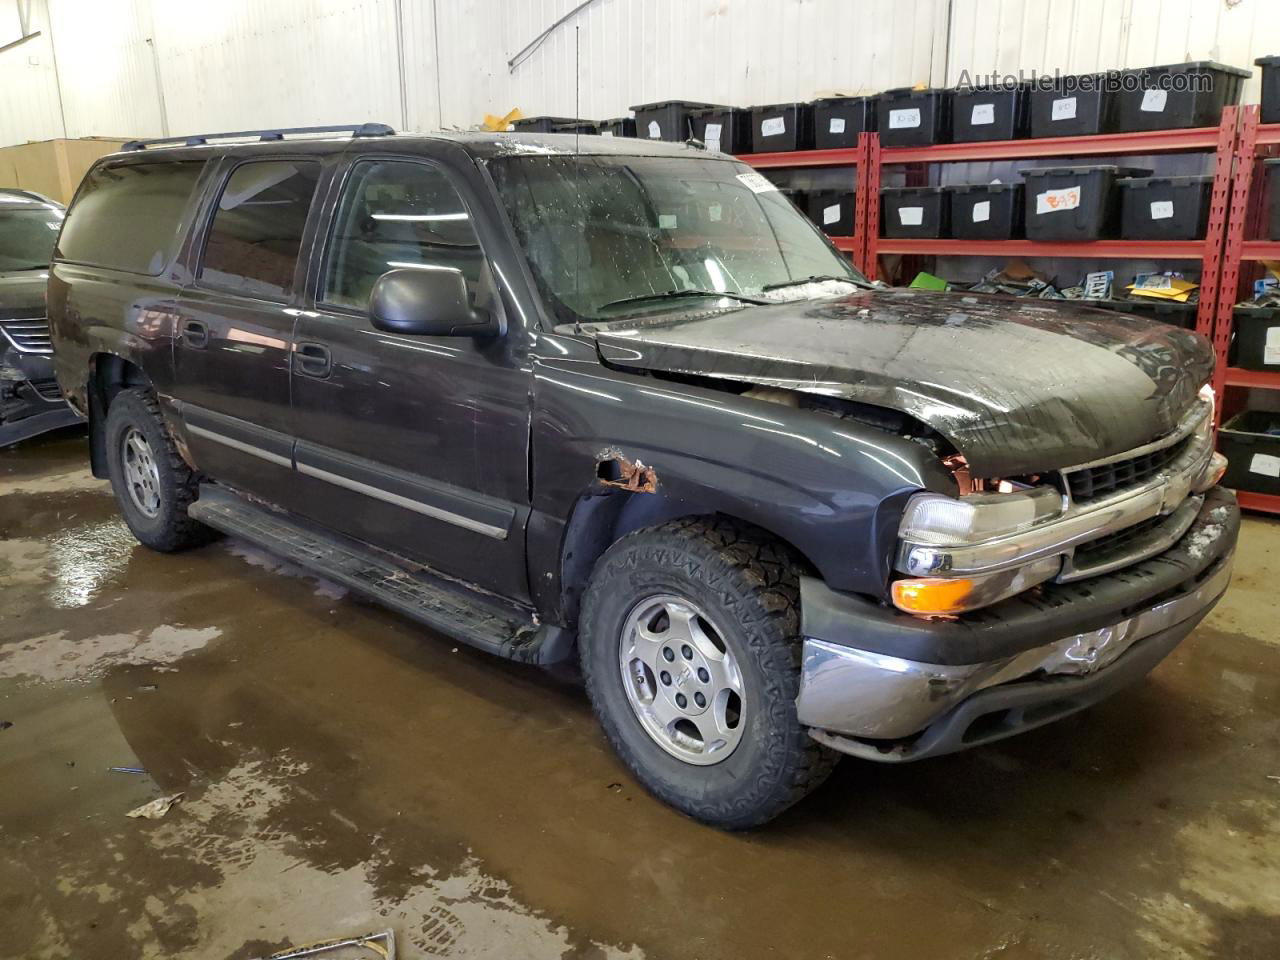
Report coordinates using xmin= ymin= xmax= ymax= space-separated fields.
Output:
xmin=125 ymin=793 xmax=183 ymax=819
xmin=256 ymin=928 xmax=396 ymax=960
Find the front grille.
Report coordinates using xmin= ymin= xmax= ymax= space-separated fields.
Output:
xmin=0 ymin=316 xmax=53 ymax=354
xmin=29 ymin=379 xmax=62 ymax=401
xmin=1063 ymin=433 xmax=1194 ymax=504
xmin=1072 ymin=514 xmax=1165 ymax=563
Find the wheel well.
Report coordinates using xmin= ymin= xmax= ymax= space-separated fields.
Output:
xmin=86 ymin=354 xmax=150 ymax=479
xmin=557 ymin=489 xmax=814 ymax=628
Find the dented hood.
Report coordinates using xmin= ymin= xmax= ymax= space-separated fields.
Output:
xmin=592 ymin=289 xmax=1214 ymax=477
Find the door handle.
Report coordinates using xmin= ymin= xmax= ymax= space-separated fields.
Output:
xmin=294 ymin=341 xmax=332 ymax=378
xmin=181 ymin=319 xmax=209 ymax=349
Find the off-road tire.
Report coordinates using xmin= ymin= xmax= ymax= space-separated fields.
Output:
xmin=580 ymin=517 xmax=838 ymax=829
xmin=104 ymin=388 xmax=216 ymax=552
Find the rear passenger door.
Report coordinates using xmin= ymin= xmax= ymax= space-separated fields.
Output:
xmin=287 ymin=154 xmax=533 ymax=601
xmin=173 ymin=158 xmax=321 ymax=496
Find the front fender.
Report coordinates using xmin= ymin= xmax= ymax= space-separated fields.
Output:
xmin=527 ymin=334 xmax=954 ymax=621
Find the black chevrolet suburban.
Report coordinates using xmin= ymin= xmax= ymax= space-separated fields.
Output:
xmin=1 ymin=189 xmax=80 ymax=445
xmin=48 ymin=124 xmax=1239 ymax=828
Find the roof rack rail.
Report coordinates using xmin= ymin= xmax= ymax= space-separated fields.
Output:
xmin=122 ymin=122 xmax=396 ymax=151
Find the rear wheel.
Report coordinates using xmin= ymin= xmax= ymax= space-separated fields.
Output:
xmin=580 ymin=517 xmax=837 ymax=829
xmin=104 ymin=388 xmax=215 ymax=552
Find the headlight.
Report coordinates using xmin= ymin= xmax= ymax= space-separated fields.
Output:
xmin=897 ymin=486 xmax=1064 ymax=548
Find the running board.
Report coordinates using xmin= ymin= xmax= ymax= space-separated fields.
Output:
xmin=189 ymin=484 xmax=572 ymax=665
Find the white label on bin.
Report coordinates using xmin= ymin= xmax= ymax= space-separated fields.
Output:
xmin=704 ymin=121 xmax=722 ymax=152
xmin=1036 ymin=185 xmax=1082 ymax=214
xmin=1141 ymin=88 xmax=1168 ymax=112
xmin=972 ymin=200 xmax=991 ymax=222
xmin=889 ymin=107 xmax=921 ymax=129
xmin=1266 ymin=326 xmax=1280 ymax=364
xmin=1051 ymin=96 xmax=1077 ymax=120
xmin=647 ymin=120 xmax=661 ymax=138
xmin=898 ymin=206 xmax=924 ymax=226
xmin=600 ymin=130 xmax=614 ymax=137
xmin=1150 ymin=200 xmax=1175 ymax=220
xmin=823 ymin=203 xmax=842 ymax=225
xmin=971 ymin=103 xmax=995 ymax=125
xmin=829 ymin=117 xmax=846 ymax=134
xmin=658 ymin=214 xmax=677 ymax=229
xmin=1251 ymin=453 xmax=1280 ymax=478
xmin=709 ymin=204 xmax=723 ymax=222
xmin=736 ymin=172 xmax=777 ymax=194
xmin=761 ymin=116 xmax=786 ymax=136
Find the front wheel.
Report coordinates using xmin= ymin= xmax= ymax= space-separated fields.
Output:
xmin=580 ymin=517 xmax=837 ymax=829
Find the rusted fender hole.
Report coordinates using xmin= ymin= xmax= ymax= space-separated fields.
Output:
xmin=596 ymin=452 xmax=658 ymax=493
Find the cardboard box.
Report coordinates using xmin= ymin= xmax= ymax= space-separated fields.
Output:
xmin=0 ymin=137 xmax=129 ymax=205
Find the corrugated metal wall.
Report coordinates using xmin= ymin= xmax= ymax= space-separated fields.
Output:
xmin=3 ymin=0 xmax=1280 ymax=149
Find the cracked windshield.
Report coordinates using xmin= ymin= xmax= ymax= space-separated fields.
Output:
xmin=489 ymin=153 xmax=867 ymax=322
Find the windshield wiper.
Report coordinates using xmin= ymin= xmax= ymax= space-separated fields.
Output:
xmin=761 ymin=274 xmax=862 ymax=291
xmin=598 ymin=289 xmax=769 ymax=311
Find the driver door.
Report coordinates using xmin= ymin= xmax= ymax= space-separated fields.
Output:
xmin=287 ymin=155 xmax=532 ymax=601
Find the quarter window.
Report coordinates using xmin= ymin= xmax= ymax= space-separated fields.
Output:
xmin=323 ymin=160 xmax=484 ymax=309
xmin=200 ymin=160 xmax=321 ymax=299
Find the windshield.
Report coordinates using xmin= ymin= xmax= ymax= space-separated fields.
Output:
xmin=487 ymin=153 xmax=866 ymax=322
xmin=0 ymin=206 xmax=63 ymax=271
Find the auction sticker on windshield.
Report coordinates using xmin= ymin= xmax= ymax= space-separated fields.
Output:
xmin=736 ymin=172 xmax=778 ymax=194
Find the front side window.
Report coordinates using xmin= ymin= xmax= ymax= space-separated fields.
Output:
xmin=323 ymin=159 xmax=484 ymax=310
xmin=56 ymin=161 xmax=206 ymax=275
xmin=199 ymin=160 xmax=321 ymax=299
xmin=0 ymin=203 xmax=63 ymax=271
xmin=487 ymin=154 xmax=866 ymax=322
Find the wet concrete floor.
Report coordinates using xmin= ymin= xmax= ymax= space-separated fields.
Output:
xmin=2 ymin=430 xmax=1279 ymax=959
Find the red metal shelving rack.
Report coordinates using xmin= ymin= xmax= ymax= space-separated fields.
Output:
xmin=1215 ymin=105 xmax=1280 ymax=516
xmin=862 ymin=109 xmax=1240 ymax=346
xmin=743 ymin=136 xmax=871 ymax=272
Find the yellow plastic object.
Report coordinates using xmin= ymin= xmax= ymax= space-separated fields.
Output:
xmin=482 ymin=108 xmax=522 ymax=132
xmin=891 ymin=577 xmax=977 ymax=615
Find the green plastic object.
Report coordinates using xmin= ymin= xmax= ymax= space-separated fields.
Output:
xmin=909 ymin=272 xmax=949 ymax=291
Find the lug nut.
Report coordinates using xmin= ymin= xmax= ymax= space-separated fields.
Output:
xmin=675 ymin=693 xmax=687 ymax=708
xmin=697 ymin=667 xmax=710 ymax=683
xmin=694 ymin=692 xmax=706 ymax=708
xmin=660 ymin=670 xmax=671 ymax=686
xmin=681 ymin=644 xmax=693 ymax=660
xmin=662 ymin=647 xmax=675 ymax=662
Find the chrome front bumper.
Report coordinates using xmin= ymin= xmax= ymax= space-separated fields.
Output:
xmin=797 ymin=490 xmax=1238 ymax=762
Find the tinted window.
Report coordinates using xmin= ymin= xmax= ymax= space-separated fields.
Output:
xmin=0 ymin=206 xmax=63 ymax=271
xmin=56 ymin=161 xmax=205 ymax=275
xmin=200 ymin=160 xmax=321 ymax=299
xmin=323 ymin=159 xmax=484 ymax=309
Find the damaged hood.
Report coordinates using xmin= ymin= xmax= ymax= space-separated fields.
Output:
xmin=591 ymin=289 xmax=1214 ymax=477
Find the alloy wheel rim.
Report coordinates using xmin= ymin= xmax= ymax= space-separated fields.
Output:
xmin=617 ymin=594 xmax=746 ymax=766
xmin=121 ymin=427 xmax=162 ymax=518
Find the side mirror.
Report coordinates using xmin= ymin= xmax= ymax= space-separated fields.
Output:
xmin=368 ymin=268 xmax=499 ymax=338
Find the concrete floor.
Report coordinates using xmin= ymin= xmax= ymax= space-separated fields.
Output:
xmin=2 ymin=430 xmax=1279 ymax=960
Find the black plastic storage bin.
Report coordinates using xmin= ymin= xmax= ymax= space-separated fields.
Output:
xmin=1115 ymin=62 xmax=1249 ymax=132
xmin=1117 ymin=175 xmax=1213 ymax=240
xmin=1084 ymin=298 xmax=1199 ymax=329
xmin=949 ymin=183 xmax=1024 ymax=239
xmin=512 ymin=116 xmax=598 ymax=134
xmin=781 ymin=188 xmax=811 ymax=216
xmin=1028 ymin=75 xmax=1117 ymax=138
xmin=812 ymin=96 xmax=876 ymax=148
xmin=631 ymin=100 xmax=717 ymax=141
xmin=1231 ymin=306 xmax=1280 ymax=370
xmin=1022 ymin=165 xmax=1149 ymax=241
xmin=691 ymin=107 xmax=752 ymax=154
xmin=1256 ymin=56 xmax=1280 ymax=124
xmin=750 ymin=103 xmax=815 ymax=152
xmin=1218 ymin=410 xmax=1280 ymax=496
xmin=881 ymin=186 xmax=949 ymax=238
xmin=1265 ymin=159 xmax=1280 ymax=240
xmin=951 ymin=85 xmax=1030 ymax=142
xmin=807 ymin=190 xmax=856 ymax=236
xmin=877 ymin=88 xmax=951 ymax=147
xmin=599 ymin=117 xmax=637 ymax=138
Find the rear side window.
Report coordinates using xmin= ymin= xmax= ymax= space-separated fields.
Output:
xmin=199 ymin=160 xmax=321 ymax=300
xmin=56 ymin=160 xmax=206 ymax=275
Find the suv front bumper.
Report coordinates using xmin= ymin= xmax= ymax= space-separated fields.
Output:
xmin=796 ymin=486 xmax=1239 ymax=762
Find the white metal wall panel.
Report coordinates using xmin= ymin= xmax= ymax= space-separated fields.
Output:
xmin=0 ymin=0 xmax=65 ymax=147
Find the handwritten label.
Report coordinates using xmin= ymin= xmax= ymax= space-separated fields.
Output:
xmin=1051 ymin=97 xmax=1077 ymax=121
xmin=971 ymin=103 xmax=995 ymax=125
xmin=972 ymin=200 xmax=991 ymax=222
xmin=1251 ymin=453 xmax=1280 ymax=478
xmin=1141 ymin=88 xmax=1168 ymax=112
xmin=647 ymin=120 xmax=661 ymax=138
xmin=823 ymin=203 xmax=842 ymax=225
xmin=898 ymin=206 xmax=924 ymax=226
xmin=1150 ymin=200 xmax=1174 ymax=220
xmin=761 ymin=116 xmax=786 ymax=136
xmin=1266 ymin=326 xmax=1280 ymax=365
xmin=889 ymin=108 xmax=921 ymax=129
xmin=829 ymin=117 xmax=846 ymax=134
xmin=1036 ymin=185 xmax=1081 ymax=214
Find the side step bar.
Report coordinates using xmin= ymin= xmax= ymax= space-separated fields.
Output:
xmin=189 ymin=484 xmax=572 ymax=665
